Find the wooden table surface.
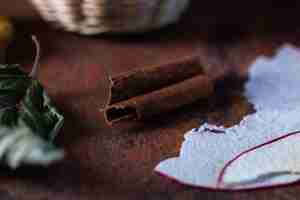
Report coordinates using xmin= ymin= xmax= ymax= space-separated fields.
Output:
xmin=2 ymin=1 xmax=300 ymax=199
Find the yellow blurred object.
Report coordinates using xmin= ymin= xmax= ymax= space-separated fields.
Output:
xmin=0 ymin=16 xmax=14 ymax=43
xmin=0 ymin=16 xmax=14 ymax=63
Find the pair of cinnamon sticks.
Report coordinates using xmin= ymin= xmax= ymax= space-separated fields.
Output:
xmin=104 ymin=55 xmax=214 ymax=125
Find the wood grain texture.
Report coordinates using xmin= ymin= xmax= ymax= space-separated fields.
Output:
xmin=2 ymin=0 xmax=300 ymax=199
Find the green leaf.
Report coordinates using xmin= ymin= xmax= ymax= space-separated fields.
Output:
xmin=20 ymin=80 xmax=64 ymax=141
xmin=0 ymin=65 xmax=30 ymax=108
xmin=0 ymin=107 xmax=18 ymax=127
xmin=0 ymin=64 xmax=64 ymax=169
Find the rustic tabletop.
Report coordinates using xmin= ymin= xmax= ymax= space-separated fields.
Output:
xmin=1 ymin=0 xmax=300 ymax=199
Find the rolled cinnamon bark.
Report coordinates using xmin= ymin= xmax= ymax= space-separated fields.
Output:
xmin=108 ymin=55 xmax=204 ymax=105
xmin=104 ymin=56 xmax=214 ymax=125
xmin=105 ymin=74 xmax=213 ymax=125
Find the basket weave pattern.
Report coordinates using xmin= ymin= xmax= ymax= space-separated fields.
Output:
xmin=30 ymin=0 xmax=189 ymax=35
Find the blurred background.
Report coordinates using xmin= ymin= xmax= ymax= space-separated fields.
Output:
xmin=0 ymin=0 xmax=37 ymax=19
xmin=2 ymin=0 xmax=300 ymax=32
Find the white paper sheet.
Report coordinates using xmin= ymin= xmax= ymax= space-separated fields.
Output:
xmin=155 ymin=45 xmax=300 ymax=190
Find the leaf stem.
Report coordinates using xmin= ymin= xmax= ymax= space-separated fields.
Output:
xmin=30 ymin=36 xmax=41 ymax=78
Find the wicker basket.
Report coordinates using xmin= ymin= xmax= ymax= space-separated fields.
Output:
xmin=30 ymin=0 xmax=190 ymax=35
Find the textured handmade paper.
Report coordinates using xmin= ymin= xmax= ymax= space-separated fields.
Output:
xmin=155 ymin=45 xmax=300 ymax=190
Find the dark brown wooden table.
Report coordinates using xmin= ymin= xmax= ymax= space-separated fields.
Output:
xmin=2 ymin=1 xmax=300 ymax=199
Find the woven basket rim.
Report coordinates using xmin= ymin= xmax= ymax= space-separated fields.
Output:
xmin=30 ymin=0 xmax=190 ymax=34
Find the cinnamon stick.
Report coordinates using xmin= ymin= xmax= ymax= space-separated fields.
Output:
xmin=105 ymin=56 xmax=214 ymax=125
xmin=105 ymin=75 xmax=213 ymax=124
xmin=108 ymin=55 xmax=204 ymax=105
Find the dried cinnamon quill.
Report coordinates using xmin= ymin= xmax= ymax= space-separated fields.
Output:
xmin=105 ymin=55 xmax=214 ymax=125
